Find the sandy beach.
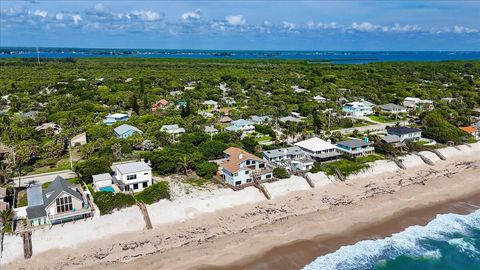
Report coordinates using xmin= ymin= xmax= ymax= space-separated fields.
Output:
xmin=2 ymin=144 xmax=480 ymax=270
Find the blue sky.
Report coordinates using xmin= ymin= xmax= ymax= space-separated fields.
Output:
xmin=1 ymin=0 xmax=479 ymax=50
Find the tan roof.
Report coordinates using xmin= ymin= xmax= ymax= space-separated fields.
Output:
xmin=219 ymin=116 xmax=232 ymax=123
xmin=219 ymin=108 xmax=230 ymax=114
xmin=221 ymin=147 xmax=263 ymax=173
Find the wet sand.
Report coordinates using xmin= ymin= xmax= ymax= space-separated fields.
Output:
xmin=210 ymin=191 xmax=480 ymax=270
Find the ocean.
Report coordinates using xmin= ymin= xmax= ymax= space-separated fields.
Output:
xmin=1 ymin=48 xmax=480 ymax=64
xmin=303 ymin=209 xmax=480 ymax=270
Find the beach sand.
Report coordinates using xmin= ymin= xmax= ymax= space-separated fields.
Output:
xmin=3 ymin=146 xmax=480 ymax=270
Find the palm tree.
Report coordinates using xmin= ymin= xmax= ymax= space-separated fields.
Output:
xmin=0 ymin=208 xmax=14 ymax=232
xmin=177 ymin=155 xmax=192 ymax=176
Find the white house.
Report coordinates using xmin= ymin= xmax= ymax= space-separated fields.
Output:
xmin=112 ymin=161 xmax=152 ymax=193
xmin=313 ymin=95 xmax=327 ymax=103
xmin=203 ymin=100 xmax=219 ymax=110
xmin=161 ymin=124 xmax=186 ymax=135
xmin=295 ymin=137 xmax=341 ymax=162
xmin=342 ymin=102 xmax=373 ymax=117
xmin=220 ymin=147 xmax=273 ymax=187
xmin=103 ymin=113 xmax=129 ymax=125
xmin=387 ymin=126 xmax=422 ymax=142
xmin=262 ymin=146 xmax=314 ymax=172
xmin=336 ymin=138 xmax=375 ymax=158
xmin=403 ymin=97 xmax=434 ymax=110
xmin=379 ymin=103 xmax=408 ymax=114
xmin=70 ymin=132 xmax=87 ymax=147
xmin=225 ymin=119 xmax=255 ymax=134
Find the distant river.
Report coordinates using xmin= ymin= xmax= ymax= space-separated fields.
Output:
xmin=1 ymin=48 xmax=480 ymax=64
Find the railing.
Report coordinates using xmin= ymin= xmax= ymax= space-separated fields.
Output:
xmin=48 ymin=207 xmax=92 ymax=221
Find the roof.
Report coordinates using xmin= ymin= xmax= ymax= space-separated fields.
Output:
xmin=115 ymin=161 xmax=151 ymax=175
xmin=295 ymin=137 xmax=337 ymax=152
xmin=92 ymin=173 xmax=112 ymax=183
xmin=279 ymin=116 xmax=304 ymax=123
xmin=106 ymin=113 xmax=128 ymax=119
xmin=343 ymin=102 xmax=371 ymax=109
xmin=203 ymin=100 xmax=218 ymax=105
xmin=114 ymin=124 xmax=143 ymax=136
xmin=222 ymin=147 xmax=263 ymax=173
xmin=27 ymin=183 xmax=44 ymax=207
xmin=204 ymin=126 xmax=218 ymax=133
xmin=161 ymin=124 xmax=185 ymax=133
xmin=26 ymin=205 xmax=47 ymax=219
xmin=71 ymin=132 xmax=87 ymax=142
xmin=43 ymin=176 xmax=83 ymax=208
xmin=361 ymin=100 xmax=376 ymax=107
xmin=337 ymin=139 xmax=371 ymax=148
xmin=381 ymin=134 xmax=401 ymax=143
xmin=158 ymin=99 xmax=168 ymax=105
xmin=22 ymin=110 xmax=38 ymax=118
xmin=263 ymin=146 xmax=305 ymax=159
xmin=459 ymin=126 xmax=478 ymax=133
xmin=231 ymin=119 xmax=253 ymax=127
xmin=404 ymin=97 xmax=421 ymax=102
xmin=379 ymin=103 xmax=406 ymax=111
xmin=0 ymin=187 xmax=6 ymax=198
xmin=219 ymin=116 xmax=233 ymax=122
xmin=250 ymin=115 xmax=271 ymax=123
xmin=387 ymin=126 xmax=422 ymax=135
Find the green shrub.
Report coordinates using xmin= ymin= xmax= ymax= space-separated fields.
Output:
xmin=134 ymin=181 xmax=170 ymax=205
xmin=195 ymin=161 xmax=218 ymax=178
xmin=273 ymin=167 xmax=290 ymax=179
xmin=93 ymin=192 xmax=136 ymax=215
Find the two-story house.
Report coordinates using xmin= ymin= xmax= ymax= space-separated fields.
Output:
xmin=225 ymin=119 xmax=255 ymax=134
xmin=262 ymin=146 xmax=314 ymax=172
xmin=112 ymin=161 xmax=152 ymax=193
xmin=295 ymin=137 xmax=341 ymax=162
xmin=342 ymin=101 xmax=373 ymax=117
xmin=387 ymin=126 xmax=422 ymax=142
xmin=336 ymin=138 xmax=375 ymax=158
xmin=220 ymin=147 xmax=273 ymax=187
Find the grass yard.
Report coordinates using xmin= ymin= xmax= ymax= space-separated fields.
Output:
xmin=369 ymin=115 xmax=397 ymax=123
xmin=320 ymin=154 xmax=385 ymax=176
xmin=32 ymin=159 xmax=72 ymax=174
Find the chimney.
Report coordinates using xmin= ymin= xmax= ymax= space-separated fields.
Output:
xmin=239 ymin=153 xmax=243 ymax=159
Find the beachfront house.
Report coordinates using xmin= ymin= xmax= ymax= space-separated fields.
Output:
xmin=70 ymin=132 xmax=87 ymax=147
xmin=103 ymin=113 xmax=129 ymax=125
xmin=342 ymin=102 xmax=373 ymax=117
xmin=262 ymin=146 xmax=314 ymax=172
xmin=387 ymin=126 xmax=422 ymax=142
xmin=403 ymin=97 xmax=434 ymax=111
xmin=459 ymin=126 xmax=479 ymax=140
xmin=151 ymin=99 xmax=169 ymax=111
xmin=114 ymin=124 xmax=143 ymax=138
xmin=336 ymin=138 xmax=375 ymax=158
xmin=220 ymin=147 xmax=273 ymax=187
xmin=295 ymin=137 xmax=341 ymax=162
xmin=26 ymin=177 xmax=92 ymax=227
xmin=225 ymin=119 xmax=255 ymax=135
xmin=92 ymin=173 xmax=114 ymax=192
xmin=380 ymin=134 xmax=405 ymax=148
xmin=112 ymin=161 xmax=152 ymax=193
xmin=379 ymin=103 xmax=408 ymax=114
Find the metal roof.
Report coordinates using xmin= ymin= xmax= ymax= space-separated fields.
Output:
xmin=92 ymin=173 xmax=112 ymax=182
xmin=27 ymin=183 xmax=44 ymax=207
xmin=295 ymin=137 xmax=337 ymax=152
xmin=114 ymin=161 xmax=151 ymax=175
xmin=387 ymin=126 xmax=422 ymax=135
xmin=263 ymin=146 xmax=305 ymax=159
xmin=337 ymin=139 xmax=371 ymax=148
xmin=114 ymin=124 xmax=143 ymax=136
xmin=43 ymin=176 xmax=83 ymax=208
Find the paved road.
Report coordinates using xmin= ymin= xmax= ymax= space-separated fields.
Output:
xmin=332 ymin=120 xmax=409 ymax=135
xmin=12 ymin=169 xmax=76 ymax=187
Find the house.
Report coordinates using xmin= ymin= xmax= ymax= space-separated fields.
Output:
xmin=403 ymin=97 xmax=434 ymax=110
xmin=250 ymin=115 xmax=272 ymax=124
xmin=295 ymin=137 xmax=341 ymax=162
xmin=342 ymin=102 xmax=373 ymax=117
xmin=291 ymin=85 xmax=307 ymax=93
xmin=204 ymin=125 xmax=218 ymax=134
xmin=114 ymin=124 xmax=143 ymax=138
xmin=170 ymin=90 xmax=183 ymax=96
xmin=71 ymin=132 xmax=87 ymax=147
xmin=459 ymin=126 xmax=479 ymax=140
xmin=222 ymin=97 xmax=236 ymax=105
xmin=279 ymin=112 xmax=306 ymax=123
xmin=379 ymin=103 xmax=408 ymax=114
xmin=313 ymin=95 xmax=327 ymax=103
xmin=381 ymin=134 xmax=405 ymax=148
xmin=26 ymin=177 xmax=92 ymax=227
xmin=262 ymin=146 xmax=314 ymax=172
xmin=151 ymin=99 xmax=169 ymax=111
xmin=220 ymin=147 xmax=273 ymax=187
xmin=387 ymin=126 xmax=422 ymax=142
xmin=35 ymin=122 xmax=62 ymax=134
xmin=203 ymin=100 xmax=219 ymax=110
xmin=103 ymin=113 xmax=129 ymax=125
xmin=161 ymin=124 xmax=186 ymax=138
xmin=218 ymin=107 xmax=230 ymax=115
xmin=219 ymin=116 xmax=233 ymax=124
xmin=92 ymin=173 xmax=114 ymax=192
xmin=21 ymin=110 xmax=39 ymax=119
xmin=361 ymin=100 xmax=376 ymax=108
xmin=176 ymin=100 xmax=188 ymax=109
xmin=336 ymin=138 xmax=375 ymax=158
xmin=112 ymin=161 xmax=152 ymax=193
xmin=225 ymin=119 xmax=255 ymax=134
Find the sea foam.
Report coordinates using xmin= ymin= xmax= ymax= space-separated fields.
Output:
xmin=303 ymin=209 xmax=480 ymax=270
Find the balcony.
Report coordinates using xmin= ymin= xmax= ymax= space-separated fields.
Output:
xmin=48 ymin=207 xmax=92 ymax=221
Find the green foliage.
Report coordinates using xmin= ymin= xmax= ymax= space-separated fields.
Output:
xmin=241 ymin=136 xmax=258 ymax=154
xmin=0 ymin=208 xmax=14 ymax=233
xmin=93 ymin=192 xmax=136 ymax=215
xmin=422 ymin=111 xmax=470 ymax=144
xmin=199 ymin=140 xmax=227 ymax=160
xmin=134 ymin=181 xmax=170 ymax=205
xmin=74 ymin=156 xmax=111 ymax=182
xmin=254 ymin=124 xmax=276 ymax=139
xmin=273 ymin=167 xmax=289 ymax=179
xmin=195 ymin=161 xmax=218 ymax=178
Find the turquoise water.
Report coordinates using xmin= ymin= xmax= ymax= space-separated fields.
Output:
xmin=99 ymin=186 xmax=115 ymax=193
xmin=303 ymin=209 xmax=480 ymax=270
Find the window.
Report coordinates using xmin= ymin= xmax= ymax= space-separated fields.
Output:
xmin=235 ymin=181 xmax=242 ymax=186
xmin=56 ymin=196 xmax=73 ymax=213
xmin=259 ymin=163 xmax=265 ymax=168
xmin=127 ymin=174 xmax=137 ymax=180
xmin=246 ymin=179 xmax=252 ymax=183
xmin=133 ymin=183 xmax=138 ymax=190
xmin=143 ymin=182 xmax=148 ymax=188
xmin=246 ymin=160 xmax=250 ymax=165
xmin=266 ymin=174 xmax=272 ymax=179
xmin=245 ymin=170 xmax=249 ymax=174
xmin=125 ymin=185 xmax=130 ymax=191
xmin=144 ymin=172 xmax=149 ymax=175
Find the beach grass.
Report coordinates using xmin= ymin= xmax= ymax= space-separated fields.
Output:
xmin=320 ymin=154 xmax=385 ymax=176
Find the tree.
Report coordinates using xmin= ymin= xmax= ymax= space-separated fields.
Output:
xmin=199 ymin=140 xmax=227 ymax=160
xmin=111 ymin=143 xmax=123 ymax=160
xmin=195 ymin=161 xmax=218 ymax=179
xmin=177 ymin=155 xmax=192 ymax=176
xmin=241 ymin=136 xmax=258 ymax=154
xmin=130 ymin=93 xmax=140 ymax=115
xmin=0 ymin=208 xmax=14 ymax=233
xmin=140 ymin=78 xmax=148 ymax=111
xmin=273 ymin=167 xmax=289 ymax=179
xmin=74 ymin=156 xmax=111 ymax=182
xmin=312 ymin=109 xmax=323 ymax=134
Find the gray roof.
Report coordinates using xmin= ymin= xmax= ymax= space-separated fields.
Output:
xmin=263 ymin=146 xmax=305 ymax=159
xmin=279 ymin=116 xmax=304 ymax=123
xmin=379 ymin=103 xmax=407 ymax=112
xmin=362 ymin=100 xmax=376 ymax=107
xmin=337 ymin=139 xmax=371 ymax=148
xmin=26 ymin=205 xmax=47 ymax=219
xmin=43 ymin=176 xmax=83 ymax=208
xmin=114 ymin=124 xmax=143 ymax=136
xmin=250 ymin=115 xmax=272 ymax=123
xmin=381 ymin=134 xmax=401 ymax=143
xmin=204 ymin=126 xmax=218 ymax=133
xmin=115 ymin=161 xmax=151 ymax=174
xmin=27 ymin=183 xmax=44 ymax=207
xmin=92 ymin=173 xmax=112 ymax=183
xmin=22 ymin=110 xmax=38 ymax=118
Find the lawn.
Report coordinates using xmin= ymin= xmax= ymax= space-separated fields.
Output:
xmin=369 ymin=115 xmax=396 ymax=123
xmin=256 ymin=135 xmax=272 ymax=142
xmin=319 ymin=154 xmax=385 ymax=176
xmin=31 ymin=159 xmax=72 ymax=174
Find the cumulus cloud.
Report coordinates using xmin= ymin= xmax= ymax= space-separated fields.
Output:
xmin=33 ymin=9 xmax=47 ymax=18
xmin=181 ymin=9 xmax=202 ymax=22
xmin=351 ymin=21 xmax=383 ymax=32
xmin=453 ymin=25 xmax=478 ymax=34
xmin=129 ymin=10 xmax=162 ymax=21
xmin=225 ymin=15 xmax=246 ymax=26
xmin=282 ymin=21 xmax=297 ymax=31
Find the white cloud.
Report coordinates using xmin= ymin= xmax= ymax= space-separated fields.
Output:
xmin=390 ymin=23 xmax=421 ymax=32
xmin=225 ymin=15 xmax=246 ymax=26
xmin=453 ymin=25 xmax=478 ymax=34
xmin=181 ymin=9 xmax=202 ymax=22
xmin=263 ymin=20 xmax=273 ymax=27
xmin=283 ymin=21 xmax=297 ymax=31
xmin=72 ymin=14 xmax=82 ymax=25
xmin=130 ymin=10 xmax=162 ymax=21
xmin=55 ymin=13 xmax=64 ymax=20
xmin=33 ymin=9 xmax=47 ymax=18
xmin=351 ymin=21 xmax=382 ymax=32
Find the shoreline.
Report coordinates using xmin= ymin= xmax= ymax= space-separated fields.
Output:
xmin=2 ymin=145 xmax=480 ymax=270
xmin=209 ymin=190 xmax=480 ymax=270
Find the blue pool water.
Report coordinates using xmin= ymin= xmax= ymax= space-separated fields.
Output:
xmin=99 ymin=186 xmax=115 ymax=193
xmin=303 ymin=209 xmax=480 ymax=270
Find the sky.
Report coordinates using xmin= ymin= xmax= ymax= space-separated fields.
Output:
xmin=0 ymin=0 xmax=479 ymax=50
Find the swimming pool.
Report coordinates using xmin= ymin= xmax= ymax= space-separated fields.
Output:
xmin=99 ymin=186 xmax=115 ymax=193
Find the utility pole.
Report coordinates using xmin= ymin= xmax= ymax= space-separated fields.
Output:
xmin=69 ymin=140 xmax=73 ymax=170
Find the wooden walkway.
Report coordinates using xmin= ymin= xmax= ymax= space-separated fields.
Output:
xmin=137 ymin=202 xmax=153 ymax=230
xmin=22 ymin=231 xmax=32 ymax=259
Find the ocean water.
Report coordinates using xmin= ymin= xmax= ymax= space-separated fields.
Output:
xmin=303 ymin=209 xmax=480 ymax=270
xmin=1 ymin=48 xmax=480 ymax=64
